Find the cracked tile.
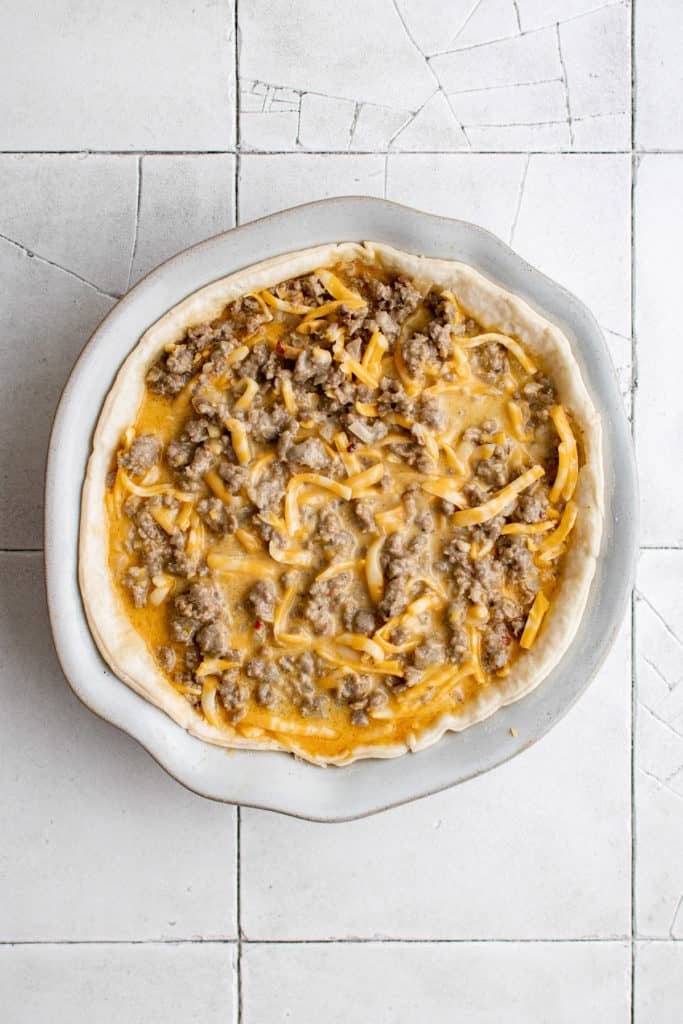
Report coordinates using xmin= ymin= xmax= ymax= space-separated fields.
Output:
xmin=0 ymin=155 xmax=137 ymax=296
xmin=0 ymin=242 xmax=114 ymax=547
xmin=451 ymin=80 xmax=567 ymax=128
xmin=559 ymin=4 xmax=630 ymax=146
xmin=352 ymin=104 xmax=414 ymax=150
xmin=386 ymin=153 xmax=527 ymax=238
xmin=391 ymin=91 xmax=468 ymax=150
xmin=0 ymin=0 xmax=235 ymax=150
xmin=0 ymin=554 xmax=237 ymax=940
xmin=240 ymin=624 xmax=630 ymax=939
xmin=451 ymin=0 xmax=520 ymax=49
xmin=243 ymin=942 xmax=630 ymax=1023
xmin=512 ymin=154 xmax=631 ymax=338
xmin=572 ymin=111 xmax=631 ymax=151
xmin=238 ymin=155 xmax=385 ymax=222
xmin=395 ymin=0 xmax=477 ymax=56
xmin=0 ymin=944 xmax=236 ymax=1024
xmin=637 ymin=0 xmax=683 ymax=148
xmin=430 ymin=27 xmax=562 ymax=94
xmin=466 ymin=121 xmax=571 ymax=150
xmin=298 ymin=94 xmax=357 ymax=150
xmin=636 ymin=551 xmax=683 ymax=938
xmin=517 ymin=0 xmax=627 ymax=32
xmin=129 ymin=155 xmax=235 ymax=285
xmin=239 ymin=0 xmax=435 ymax=113
xmin=636 ymin=942 xmax=683 ymax=1021
xmin=635 ymin=156 xmax=683 ymax=546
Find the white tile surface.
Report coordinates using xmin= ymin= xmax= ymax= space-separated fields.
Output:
xmin=0 ymin=240 xmax=114 ymax=549
xmin=0 ymin=1 xmax=235 ymax=151
xmin=240 ymin=626 xmax=630 ymax=940
xmin=130 ymin=155 xmax=236 ymax=285
xmin=238 ymin=154 xmax=386 ymax=222
xmin=635 ymin=552 xmax=683 ymax=939
xmin=0 ymin=555 xmax=236 ymax=941
xmin=243 ymin=941 xmax=630 ymax=1023
xmin=635 ymin=156 xmax=683 ymax=546
xmin=0 ymin=155 xmax=137 ymax=295
xmin=2 ymin=0 xmax=677 ymax=1015
xmin=0 ymin=943 xmax=236 ymax=1024
xmin=635 ymin=942 xmax=683 ymax=1024
xmin=636 ymin=0 xmax=683 ymax=149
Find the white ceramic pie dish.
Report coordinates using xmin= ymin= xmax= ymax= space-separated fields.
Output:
xmin=44 ymin=197 xmax=637 ymax=821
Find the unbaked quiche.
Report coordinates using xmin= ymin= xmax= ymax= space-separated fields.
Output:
xmin=79 ymin=242 xmax=603 ymax=765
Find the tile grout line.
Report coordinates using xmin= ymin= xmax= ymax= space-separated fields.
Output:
xmin=5 ymin=148 xmax=683 ymax=157
xmin=0 ymin=936 xmax=645 ymax=946
xmin=630 ymin=1 xmax=637 ymax=1019
xmin=233 ymin=9 xmax=243 ymax=1022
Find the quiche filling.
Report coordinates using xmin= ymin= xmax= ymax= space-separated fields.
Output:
xmin=105 ymin=257 xmax=582 ymax=761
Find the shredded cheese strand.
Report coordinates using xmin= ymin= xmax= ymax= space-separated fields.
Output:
xmin=453 ymin=465 xmax=545 ymax=526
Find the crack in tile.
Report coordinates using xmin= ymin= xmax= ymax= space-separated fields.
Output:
xmin=348 ymin=102 xmax=362 ymax=149
xmin=449 ymin=0 xmax=485 ymax=47
xmin=639 ymin=766 xmax=683 ymax=803
xmin=512 ymin=0 xmax=522 ymax=33
xmin=670 ymin=894 xmax=683 ymax=939
xmin=641 ymin=655 xmax=679 ymax=696
xmin=390 ymin=0 xmax=471 ymax=148
xmin=387 ymin=88 xmax=439 ymax=149
xmin=126 ymin=155 xmax=142 ymax=291
xmin=0 ymin=230 xmax=120 ymax=300
xmin=636 ymin=589 xmax=683 ymax=652
xmin=447 ymin=77 xmax=564 ymax=97
xmin=639 ymin=703 xmax=683 ymax=747
xmin=556 ymin=23 xmax=574 ymax=147
xmin=509 ymin=153 xmax=530 ymax=245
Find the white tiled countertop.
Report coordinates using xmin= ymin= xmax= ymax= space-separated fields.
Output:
xmin=0 ymin=2 xmax=681 ymax=1021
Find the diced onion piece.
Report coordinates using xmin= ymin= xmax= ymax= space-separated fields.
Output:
xmin=200 ymin=676 xmax=222 ymax=727
xmin=268 ymin=540 xmax=313 ymax=567
xmin=458 ymin=332 xmax=537 ymax=374
xmin=365 ymin=537 xmax=385 ymax=604
xmin=520 ymin=591 xmax=550 ymax=649
xmin=337 ymin=633 xmax=385 ymax=665
xmin=234 ymin=377 xmax=259 ymax=411
xmin=453 ymin=465 xmax=545 ymax=527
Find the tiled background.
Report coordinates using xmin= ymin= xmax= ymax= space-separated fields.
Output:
xmin=0 ymin=1 xmax=681 ymax=1021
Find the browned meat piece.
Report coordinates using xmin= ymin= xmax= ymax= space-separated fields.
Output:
xmin=294 ymin=346 xmax=332 ymax=384
xmin=281 ymin=436 xmax=329 ymax=471
xmin=515 ymin=487 xmax=549 ymax=523
xmin=471 ymin=341 xmax=509 ymax=384
xmin=245 ymin=657 xmax=281 ymax=686
xmin=118 ymin=434 xmax=160 ymax=477
xmin=352 ymin=609 xmax=377 ymax=636
xmin=317 ymin=510 xmax=354 ymax=558
xmin=353 ymin=500 xmax=376 ymax=532
xmin=369 ymin=275 xmax=421 ymax=320
xmin=401 ymin=333 xmax=433 ymax=376
xmin=166 ymin=437 xmax=194 ymax=470
xmin=366 ymin=309 xmax=399 ymax=339
xmin=248 ymin=403 xmax=294 ymax=444
xmin=124 ymin=567 xmax=150 ymax=607
xmin=346 ymin=416 xmax=388 ymax=444
xmin=248 ymin=580 xmax=278 ymax=623
xmin=196 ymin=620 xmax=233 ymax=657
xmin=475 ymin=446 xmax=510 ymax=489
xmin=218 ymin=671 xmax=249 ymax=722
xmin=377 ymin=376 xmax=412 ymax=416
xmin=174 ymin=582 xmax=224 ymax=623
xmin=171 ymin=615 xmax=199 ymax=644
xmin=246 ymin=462 xmax=287 ymax=512
xmin=413 ymin=639 xmax=445 ymax=669
xmin=481 ymin=622 xmax=511 ymax=673
xmin=183 ymin=444 xmax=215 ymax=482
xmin=413 ymin=393 xmax=445 ymax=429
xmin=157 ymin=645 xmax=176 ymax=673
xmin=197 ymin=497 xmax=237 ymax=534
xmin=255 ymin=681 xmax=277 ymax=706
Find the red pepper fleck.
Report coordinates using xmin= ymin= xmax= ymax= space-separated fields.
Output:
xmin=347 ymin=442 xmax=357 ymax=452
xmin=502 ymin=635 xmax=511 ymax=646
xmin=254 ymin=619 xmax=263 ymax=630
xmin=276 ymin=341 xmax=285 ymax=355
